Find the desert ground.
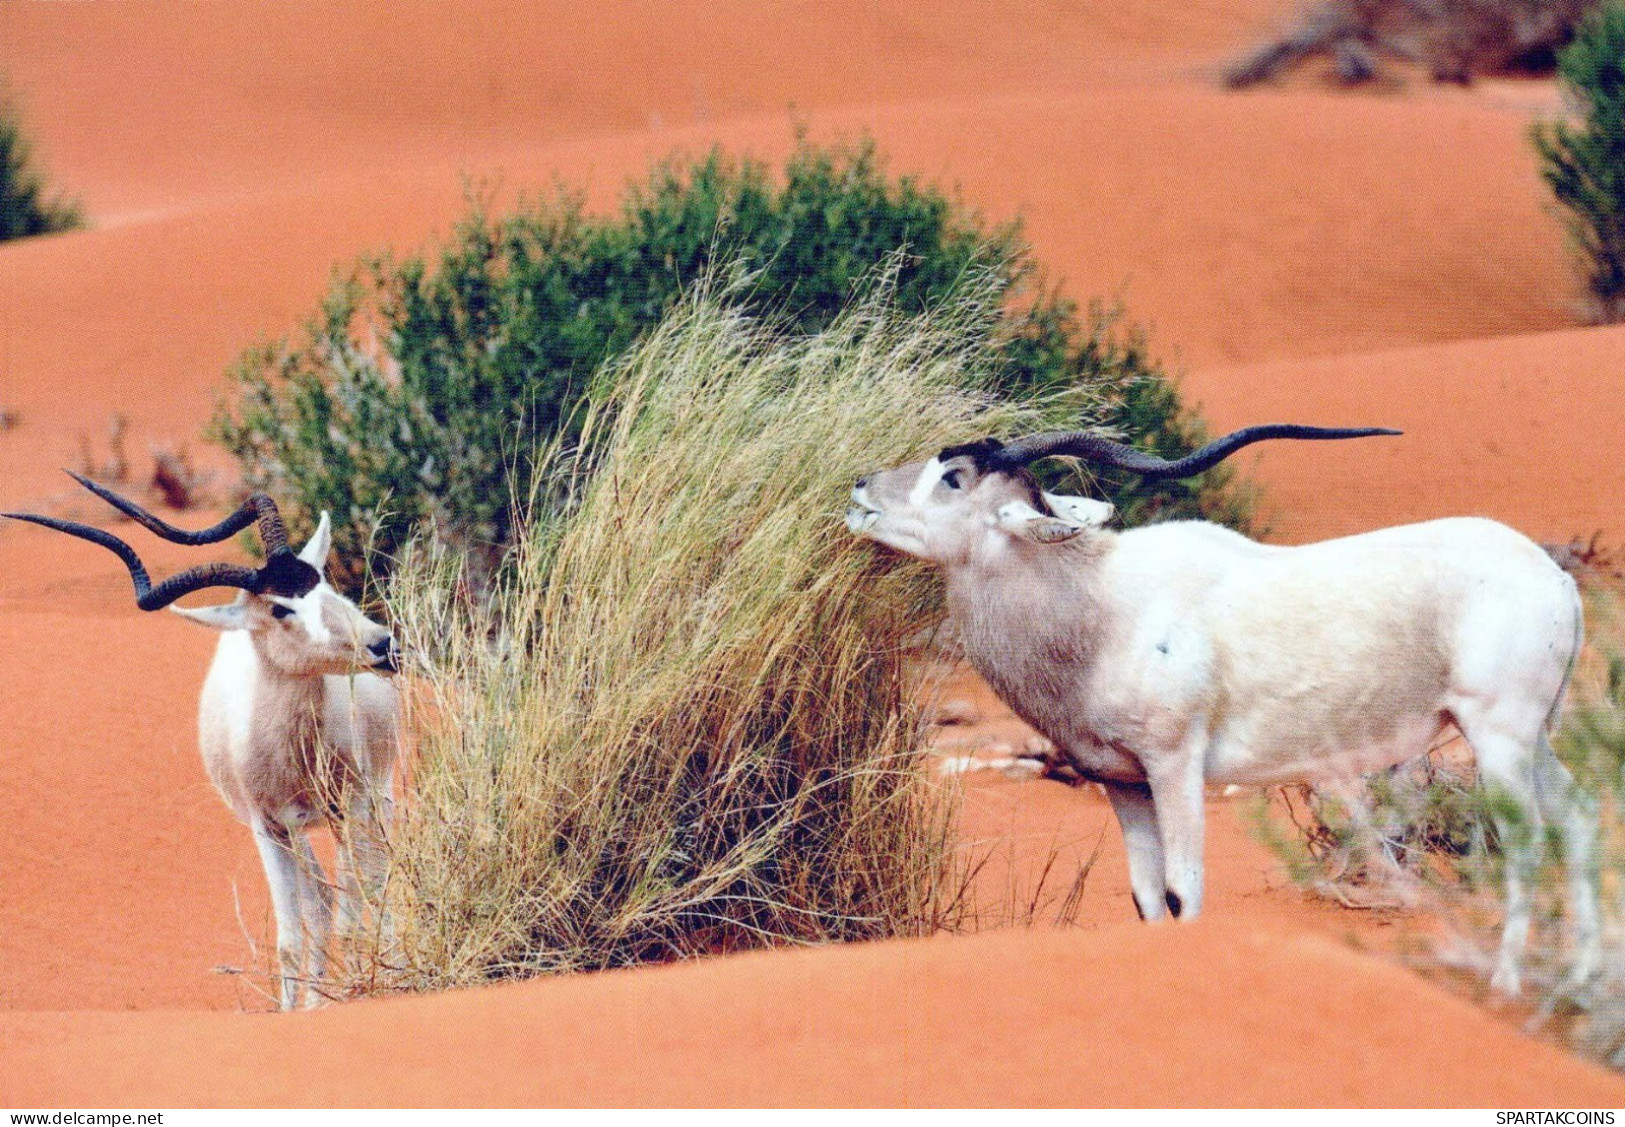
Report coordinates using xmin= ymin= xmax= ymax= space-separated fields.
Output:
xmin=2 ymin=0 xmax=1623 ymax=1107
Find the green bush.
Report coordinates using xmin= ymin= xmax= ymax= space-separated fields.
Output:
xmin=212 ymin=136 xmax=1250 ymax=596
xmin=0 ymin=86 xmax=80 ymax=241
xmin=1534 ymin=1 xmax=1625 ymax=322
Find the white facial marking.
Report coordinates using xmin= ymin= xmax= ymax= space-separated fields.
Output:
xmin=303 ymin=593 xmax=334 ymax=644
xmin=908 ymin=458 xmax=948 ymax=509
xmin=269 ymin=592 xmax=332 ymax=644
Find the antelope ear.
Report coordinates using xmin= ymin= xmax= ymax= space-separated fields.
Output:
xmin=1041 ymin=492 xmax=1114 ymax=528
xmin=298 ymin=511 xmax=332 ymax=570
xmin=995 ymin=500 xmax=1087 ymax=544
xmin=168 ymin=591 xmax=254 ymax=631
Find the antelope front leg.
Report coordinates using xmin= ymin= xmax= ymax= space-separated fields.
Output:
xmin=1144 ymin=736 xmax=1208 ymax=920
xmin=1103 ymin=780 xmax=1168 ymax=921
xmin=250 ymin=819 xmax=305 ymax=1011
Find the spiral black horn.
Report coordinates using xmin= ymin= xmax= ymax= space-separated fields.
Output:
xmin=66 ymin=471 xmax=293 ymax=555
xmin=2 ymin=475 xmax=319 ymax=611
xmin=986 ymin=423 xmax=1401 ymax=479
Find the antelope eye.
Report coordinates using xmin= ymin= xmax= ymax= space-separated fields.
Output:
xmin=270 ymin=604 xmax=296 ymax=621
xmin=941 ymin=469 xmax=963 ymax=490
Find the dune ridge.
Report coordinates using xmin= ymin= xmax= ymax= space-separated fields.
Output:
xmin=6 ymin=919 xmax=1621 ymax=1107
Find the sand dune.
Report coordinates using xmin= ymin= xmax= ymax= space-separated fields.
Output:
xmin=1 ymin=0 xmax=1620 ymax=1107
xmin=6 ymin=918 xmax=1622 ymax=1108
xmin=0 ymin=0 xmax=1288 ymax=217
xmin=1186 ymin=325 xmax=1625 ymax=543
xmin=0 ymin=533 xmax=260 ymax=1012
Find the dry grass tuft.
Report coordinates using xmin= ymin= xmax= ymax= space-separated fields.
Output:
xmin=340 ymin=272 xmax=1092 ymax=993
xmin=76 ymin=412 xmax=129 ymax=484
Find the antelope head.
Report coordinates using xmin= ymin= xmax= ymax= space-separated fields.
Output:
xmin=5 ymin=474 xmax=398 ymax=677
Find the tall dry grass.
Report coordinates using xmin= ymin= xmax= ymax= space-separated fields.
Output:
xmin=340 ymin=273 xmax=1094 ymax=993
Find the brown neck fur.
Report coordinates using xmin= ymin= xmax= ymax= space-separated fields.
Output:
xmin=944 ymin=531 xmax=1115 ymax=736
xmin=240 ymin=649 xmax=354 ymax=816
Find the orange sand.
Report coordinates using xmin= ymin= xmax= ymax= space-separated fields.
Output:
xmin=2 ymin=0 xmax=1622 ymax=1107
xmin=6 ymin=918 xmax=1620 ymax=1108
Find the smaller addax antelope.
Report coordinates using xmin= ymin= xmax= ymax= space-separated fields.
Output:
xmin=6 ymin=475 xmax=400 ymax=1009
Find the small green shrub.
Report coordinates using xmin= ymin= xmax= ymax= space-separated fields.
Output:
xmin=1534 ymin=1 xmax=1625 ymax=322
xmin=212 ymin=136 xmax=1250 ymax=597
xmin=344 ymin=278 xmax=1045 ymax=992
xmin=0 ymin=86 xmax=80 ymax=242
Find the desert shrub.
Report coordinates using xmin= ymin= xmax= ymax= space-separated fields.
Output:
xmin=211 ymin=136 xmax=1249 ymax=598
xmin=1534 ymin=1 xmax=1625 ymax=322
xmin=339 ymin=276 xmax=1056 ymax=992
xmin=1258 ymin=578 xmax=1625 ymax=1070
xmin=1257 ymin=756 xmax=1493 ymax=907
xmin=0 ymin=85 xmax=80 ymax=241
xmin=1225 ymin=0 xmax=1598 ymax=88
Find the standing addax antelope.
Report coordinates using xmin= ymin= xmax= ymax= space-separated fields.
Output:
xmin=847 ymin=424 xmax=1599 ymax=995
xmin=5 ymin=475 xmax=400 ymax=1009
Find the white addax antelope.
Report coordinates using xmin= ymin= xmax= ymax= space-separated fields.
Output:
xmin=6 ymin=476 xmax=400 ymax=1009
xmin=847 ymin=424 xmax=1600 ymax=994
